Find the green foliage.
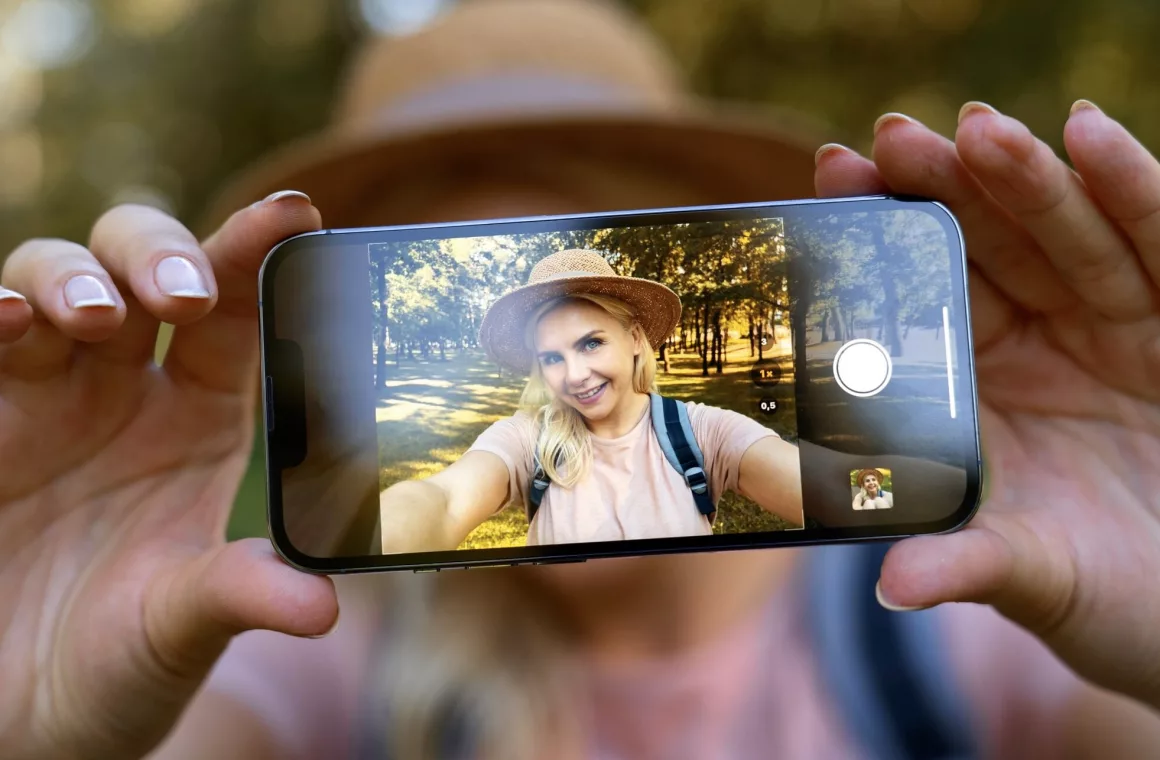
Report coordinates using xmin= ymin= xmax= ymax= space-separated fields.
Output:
xmin=788 ymin=209 xmax=950 ymax=356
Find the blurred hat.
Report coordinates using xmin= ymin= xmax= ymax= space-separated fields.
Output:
xmin=202 ymin=0 xmax=827 ymax=230
xmin=478 ymin=249 xmax=681 ymax=372
xmin=856 ymin=468 xmax=886 ymax=487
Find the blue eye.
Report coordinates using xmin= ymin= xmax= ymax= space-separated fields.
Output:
xmin=583 ymin=338 xmax=603 ymax=351
xmin=541 ymin=354 xmax=561 ymax=366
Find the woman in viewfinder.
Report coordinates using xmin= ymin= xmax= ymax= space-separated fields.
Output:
xmin=377 ymin=248 xmax=804 ymax=553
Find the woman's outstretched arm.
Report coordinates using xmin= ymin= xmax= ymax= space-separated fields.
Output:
xmin=379 ymin=451 xmax=512 ymax=553
xmin=736 ymin=436 xmax=805 ymax=526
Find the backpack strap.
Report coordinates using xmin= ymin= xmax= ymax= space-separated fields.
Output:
xmin=649 ymin=393 xmax=715 ymax=517
xmin=528 ymin=448 xmax=553 ymax=522
xmin=802 ymin=542 xmax=979 ymax=760
xmin=527 ymin=395 xmax=715 ymax=521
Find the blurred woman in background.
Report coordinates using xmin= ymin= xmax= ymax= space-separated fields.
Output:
xmin=2 ymin=1 xmax=1160 ymax=759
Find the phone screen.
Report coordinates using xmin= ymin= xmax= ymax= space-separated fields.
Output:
xmin=260 ymin=197 xmax=980 ymax=571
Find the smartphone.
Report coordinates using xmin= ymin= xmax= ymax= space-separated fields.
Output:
xmin=258 ymin=195 xmax=982 ymax=573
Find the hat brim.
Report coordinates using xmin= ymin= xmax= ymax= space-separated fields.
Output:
xmin=197 ymin=101 xmax=826 ymax=235
xmin=856 ymin=469 xmax=886 ymax=484
xmin=478 ymin=273 xmax=681 ymax=374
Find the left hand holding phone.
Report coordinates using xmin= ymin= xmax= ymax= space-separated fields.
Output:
xmin=816 ymin=102 xmax=1160 ymax=712
xmin=0 ymin=191 xmax=337 ymax=760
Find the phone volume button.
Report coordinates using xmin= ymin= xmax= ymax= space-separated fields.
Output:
xmin=265 ymin=376 xmax=275 ymax=432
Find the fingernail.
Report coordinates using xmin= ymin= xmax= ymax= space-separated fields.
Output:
xmin=1070 ymin=99 xmax=1101 ymax=116
xmin=875 ymin=580 xmax=929 ymax=612
xmin=253 ymin=189 xmax=312 ymax=209
xmin=0 ymin=286 xmax=26 ymax=302
xmin=306 ymin=612 xmax=340 ymax=639
xmin=155 ymin=255 xmax=210 ymax=299
xmin=958 ymin=100 xmax=999 ymax=124
xmin=65 ymin=275 xmax=116 ymax=309
xmin=873 ymin=112 xmax=920 ymax=136
xmin=815 ymin=142 xmax=852 ymax=166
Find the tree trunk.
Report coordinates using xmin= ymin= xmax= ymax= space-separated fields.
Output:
xmin=439 ymin=339 xmax=446 ymax=361
xmin=701 ymin=300 xmax=711 ymax=377
xmin=820 ymin=308 xmax=830 ymax=344
xmin=748 ymin=316 xmax=755 ymax=356
xmin=376 ymin=261 xmax=390 ymax=387
xmin=832 ymin=306 xmax=849 ymax=343
xmin=660 ymin=338 xmax=670 ymax=373
xmin=709 ymin=314 xmax=716 ymax=365
xmin=715 ymin=310 xmax=724 ymax=374
xmin=871 ymin=217 xmax=904 ymax=356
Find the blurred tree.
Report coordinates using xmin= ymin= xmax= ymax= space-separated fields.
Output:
xmin=0 ymin=0 xmax=361 ymax=258
xmin=3 ymin=0 xmax=1159 ymax=262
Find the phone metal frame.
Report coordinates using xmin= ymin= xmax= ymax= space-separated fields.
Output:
xmin=258 ymin=195 xmax=983 ymax=574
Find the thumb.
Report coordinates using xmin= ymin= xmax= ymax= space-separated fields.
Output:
xmin=144 ymin=538 xmax=338 ymax=677
xmin=876 ymin=514 xmax=1078 ymax=635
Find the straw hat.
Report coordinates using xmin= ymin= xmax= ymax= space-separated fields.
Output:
xmin=200 ymin=0 xmax=826 ymax=231
xmin=855 ymin=468 xmax=887 ymax=488
xmin=478 ymin=249 xmax=681 ymax=373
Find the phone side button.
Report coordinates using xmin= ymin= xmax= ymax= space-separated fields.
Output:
xmin=264 ymin=376 xmax=276 ymax=432
xmin=534 ymin=558 xmax=587 ymax=565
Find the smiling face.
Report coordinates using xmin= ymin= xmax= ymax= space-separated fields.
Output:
xmin=862 ymin=473 xmax=880 ymax=495
xmin=533 ymin=298 xmax=643 ymax=424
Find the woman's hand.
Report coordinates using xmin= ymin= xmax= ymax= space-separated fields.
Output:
xmin=815 ymin=101 xmax=1160 ymax=709
xmin=0 ymin=195 xmax=338 ymax=760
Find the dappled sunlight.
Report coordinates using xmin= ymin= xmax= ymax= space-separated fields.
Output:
xmin=381 ymin=378 xmax=455 ymax=389
xmin=459 ymin=505 xmax=529 ymax=550
xmin=376 ymin=404 xmax=418 ymax=422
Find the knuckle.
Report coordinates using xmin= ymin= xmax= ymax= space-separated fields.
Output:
xmin=4 ymin=239 xmax=91 ymax=276
xmin=91 ymin=204 xmax=200 ymax=260
xmin=94 ymin=201 xmax=171 ymax=226
xmin=1062 ymin=244 xmax=1132 ymax=287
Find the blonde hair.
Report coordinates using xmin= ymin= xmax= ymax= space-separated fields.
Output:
xmin=372 ymin=570 xmax=584 ymax=760
xmin=518 ymin=293 xmax=657 ymax=487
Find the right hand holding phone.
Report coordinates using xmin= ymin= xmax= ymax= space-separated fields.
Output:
xmin=0 ymin=195 xmax=337 ymax=760
xmin=816 ymin=102 xmax=1160 ymax=711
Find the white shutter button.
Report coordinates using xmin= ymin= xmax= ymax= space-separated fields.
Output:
xmin=832 ymin=339 xmax=892 ymax=397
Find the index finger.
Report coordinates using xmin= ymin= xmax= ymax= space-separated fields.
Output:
xmin=165 ymin=191 xmax=321 ymax=394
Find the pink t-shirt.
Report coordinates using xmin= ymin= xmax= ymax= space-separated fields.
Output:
xmin=466 ymin=400 xmax=778 ymax=545
xmin=575 ymin=580 xmax=1081 ymax=760
xmin=205 ymin=569 xmax=1085 ymax=760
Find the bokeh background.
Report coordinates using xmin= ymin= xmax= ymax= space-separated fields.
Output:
xmin=1 ymin=0 xmax=1155 ymax=539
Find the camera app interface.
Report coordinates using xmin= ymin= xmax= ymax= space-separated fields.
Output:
xmin=369 ymin=218 xmax=803 ymax=554
xmin=267 ymin=203 xmax=974 ymax=559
